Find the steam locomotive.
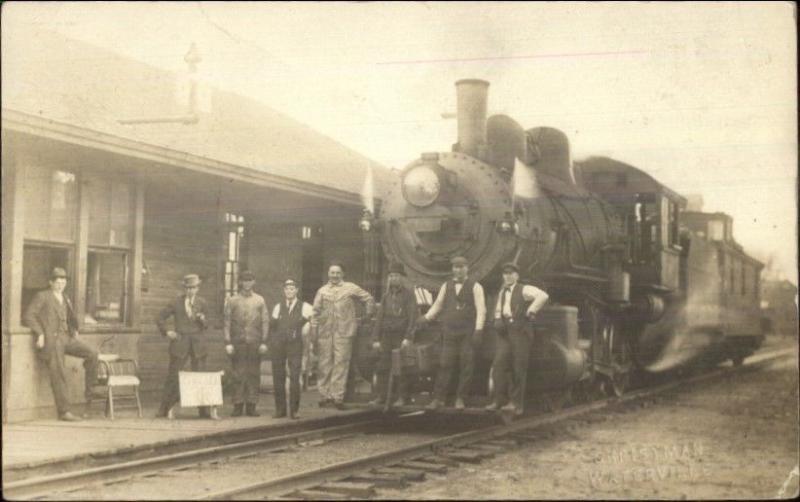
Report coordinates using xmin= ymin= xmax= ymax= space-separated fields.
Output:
xmin=348 ymin=79 xmax=765 ymax=411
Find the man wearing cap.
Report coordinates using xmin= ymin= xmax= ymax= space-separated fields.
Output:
xmin=270 ymin=279 xmax=314 ymax=419
xmin=418 ymin=256 xmax=486 ymax=410
xmin=311 ymin=262 xmax=375 ymax=409
xmin=156 ymin=273 xmax=214 ymax=419
xmin=369 ymin=262 xmax=418 ymax=407
xmin=24 ymin=267 xmax=99 ymax=421
xmin=486 ymin=262 xmax=549 ymax=416
xmin=224 ymin=271 xmax=269 ymax=417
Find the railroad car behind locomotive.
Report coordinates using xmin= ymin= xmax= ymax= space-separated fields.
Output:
xmin=347 ymin=79 xmax=765 ymax=411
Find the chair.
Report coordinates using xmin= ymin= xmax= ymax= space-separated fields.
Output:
xmin=96 ymin=354 xmax=142 ymax=420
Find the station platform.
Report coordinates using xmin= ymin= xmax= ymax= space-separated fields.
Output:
xmin=1 ymin=389 xmax=374 ymax=473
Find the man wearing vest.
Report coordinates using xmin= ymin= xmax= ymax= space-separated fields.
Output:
xmin=224 ymin=270 xmax=269 ymax=417
xmin=486 ymin=262 xmax=549 ymax=416
xmin=156 ymin=274 xmax=214 ymax=419
xmin=24 ymin=267 xmax=99 ymax=421
xmin=418 ymin=256 xmax=486 ymax=410
xmin=311 ymin=262 xmax=375 ymax=409
xmin=270 ymin=279 xmax=313 ymax=419
xmin=369 ymin=262 xmax=418 ymax=407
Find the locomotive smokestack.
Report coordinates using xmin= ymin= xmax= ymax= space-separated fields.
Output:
xmin=454 ymin=79 xmax=489 ymax=160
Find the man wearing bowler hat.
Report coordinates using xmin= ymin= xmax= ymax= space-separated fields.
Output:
xmin=224 ymin=270 xmax=269 ymax=417
xmin=418 ymin=256 xmax=486 ymax=410
xmin=485 ymin=262 xmax=549 ymax=416
xmin=24 ymin=267 xmax=99 ymax=421
xmin=369 ymin=262 xmax=418 ymax=407
xmin=270 ymin=279 xmax=313 ymax=419
xmin=156 ymin=273 xmax=214 ymax=419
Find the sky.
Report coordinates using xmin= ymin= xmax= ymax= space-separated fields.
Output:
xmin=3 ymin=1 xmax=797 ymax=281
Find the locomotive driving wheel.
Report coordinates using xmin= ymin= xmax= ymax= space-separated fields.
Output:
xmin=605 ymin=318 xmax=632 ymax=397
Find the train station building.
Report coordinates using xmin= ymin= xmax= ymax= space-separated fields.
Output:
xmin=1 ymin=29 xmax=389 ymax=422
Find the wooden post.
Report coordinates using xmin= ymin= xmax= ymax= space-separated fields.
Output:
xmin=129 ymin=179 xmax=145 ymax=326
xmin=74 ymin=176 xmax=91 ymax=329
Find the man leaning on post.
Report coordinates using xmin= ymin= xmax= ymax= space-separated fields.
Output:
xmin=24 ymin=267 xmax=99 ymax=421
xmin=224 ymin=270 xmax=269 ymax=417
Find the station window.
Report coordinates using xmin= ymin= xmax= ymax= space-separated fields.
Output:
xmin=23 ymin=166 xmax=78 ymax=243
xmin=85 ymin=178 xmax=133 ymax=325
xmin=85 ymin=250 xmax=129 ymax=325
xmin=223 ymin=213 xmax=245 ymax=299
xmin=708 ymin=220 xmax=724 ymax=241
xmin=21 ymin=244 xmax=72 ymax=320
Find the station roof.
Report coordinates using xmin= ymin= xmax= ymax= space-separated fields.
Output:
xmin=2 ymin=28 xmax=392 ymax=204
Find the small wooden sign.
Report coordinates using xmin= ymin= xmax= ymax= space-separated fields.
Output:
xmin=179 ymin=371 xmax=224 ymax=407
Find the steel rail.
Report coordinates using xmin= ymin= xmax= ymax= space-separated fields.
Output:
xmin=199 ymin=347 xmax=796 ymax=500
xmin=3 ymin=414 xmax=389 ymax=500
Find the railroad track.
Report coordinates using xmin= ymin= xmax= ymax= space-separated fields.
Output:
xmin=3 ymin=413 xmax=390 ymax=500
xmin=198 ymin=347 xmax=795 ymax=500
xmin=5 ymin=347 xmax=793 ymax=500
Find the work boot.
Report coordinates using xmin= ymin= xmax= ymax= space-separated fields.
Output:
xmin=484 ymin=401 xmax=501 ymax=411
xmin=59 ymin=411 xmax=82 ymax=422
xmin=245 ymin=403 xmax=260 ymax=417
xmin=454 ymin=398 xmax=466 ymax=410
xmin=392 ymin=397 xmax=408 ymax=407
xmin=426 ymin=399 xmax=442 ymax=410
xmin=318 ymin=398 xmax=332 ymax=408
xmin=231 ymin=403 xmax=244 ymax=417
xmin=273 ymin=410 xmax=287 ymax=419
xmin=368 ymin=397 xmax=386 ymax=406
xmin=333 ymin=400 xmax=346 ymax=410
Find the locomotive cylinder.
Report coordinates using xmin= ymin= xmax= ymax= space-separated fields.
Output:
xmin=454 ymin=79 xmax=490 ymax=160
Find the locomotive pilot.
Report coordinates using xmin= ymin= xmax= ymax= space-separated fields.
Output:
xmin=269 ymin=279 xmax=313 ymax=419
xmin=311 ymin=262 xmax=375 ymax=409
xmin=418 ymin=256 xmax=486 ymax=410
xmin=223 ymin=270 xmax=269 ymax=417
xmin=369 ymin=262 xmax=418 ymax=407
xmin=486 ymin=262 xmax=549 ymax=416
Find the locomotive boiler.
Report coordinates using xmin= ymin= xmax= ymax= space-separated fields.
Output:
xmin=350 ymin=79 xmax=764 ymax=410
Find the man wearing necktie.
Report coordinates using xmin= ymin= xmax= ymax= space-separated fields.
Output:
xmin=224 ymin=270 xmax=269 ymax=417
xmin=418 ymin=256 xmax=486 ymax=410
xmin=485 ymin=262 xmax=549 ymax=416
xmin=156 ymin=274 xmax=213 ymax=419
xmin=269 ymin=279 xmax=313 ymax=419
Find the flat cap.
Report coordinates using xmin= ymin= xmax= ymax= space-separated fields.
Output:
xmin=50 ymin=267 xmax=68 ymax=279
xmin=501 ymin=262 xmax=519 ymax=273
xmin=450 ymin=256 xmax=469 ymax=266
xmin=239 ymin=270 xmax=256 ymax=281
xmin=284 ymin=279 xmax=298 ymax=287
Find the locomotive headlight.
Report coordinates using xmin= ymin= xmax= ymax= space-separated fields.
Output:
xmin=402 ymin=166 xmax=441 ymax=207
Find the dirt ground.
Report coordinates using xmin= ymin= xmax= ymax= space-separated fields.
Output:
xmin=382 ymin=343 xmax=800 ymax=500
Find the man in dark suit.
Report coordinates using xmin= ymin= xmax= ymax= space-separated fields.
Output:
xmin=24 ymin=267 xmax=99 ymax=421
xmin=156 ymin=274 xmax=215 ymax=419
xmin=369 ymin=262 xmax=418 ymax=407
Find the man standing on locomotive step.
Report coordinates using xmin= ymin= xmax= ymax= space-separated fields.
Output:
xmin=156 ymin=274 xmax=215 ymax=419
xmin=312 ymin=262 xmax=375 ymax=409
xmin=369 ymin=261 xmax=418 ymax=407
xmin=485 ymin=262 xmax=549 ymax=416
xmin=24 ymin=267 xmax=99 ymax=421
xmin=270 ymin=279 xmax=313 ymax=419
xmin=224 ymin=270 xmax=269 ymax=417
xmin=418 ymin=256 xmax=486 ymax=410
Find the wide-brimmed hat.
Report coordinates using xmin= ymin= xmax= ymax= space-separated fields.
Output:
xmin=501 ymin=262 xmax=520 ymax=273
xmin=50 ymin=267 xmax=68 ymax=280
xmin=239 ymin=270 xmax=256 ymax=282
xmin=387 ymin=262 xmax=406 ymax=276
xmin=450 ymin=256 xmax=469 ymax=267
xmin=182 ymin=274 xmax=202 ymax=287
